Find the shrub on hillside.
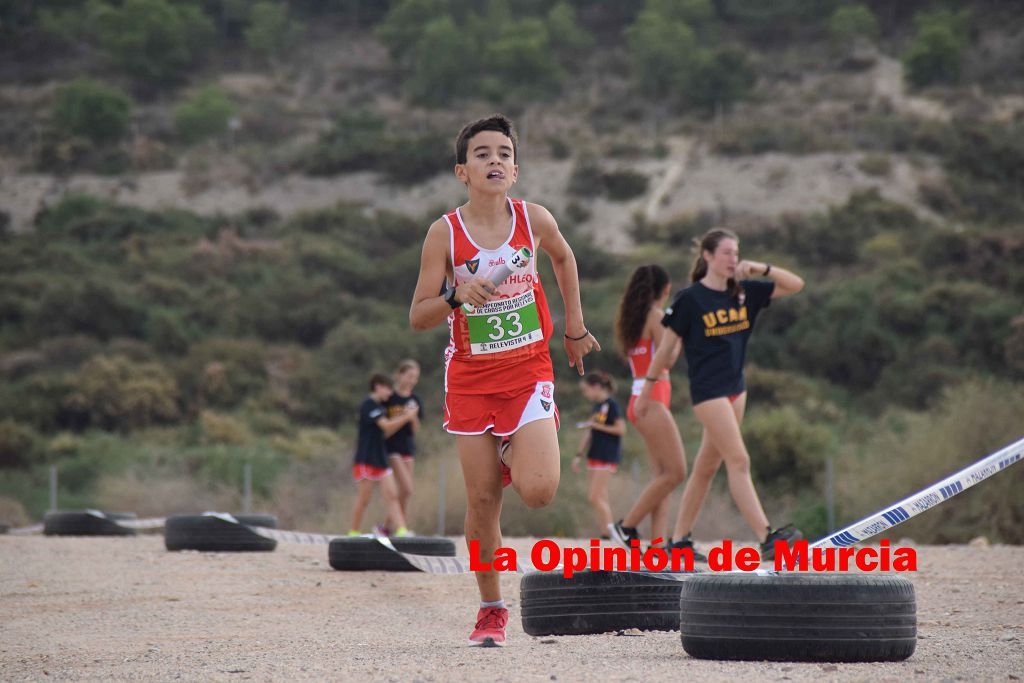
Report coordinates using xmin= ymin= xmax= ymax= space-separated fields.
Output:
xmin=903 ymin=9 xmax=969 ymax=88
xmin=174 ymin=86 xmax=235 ymax=144
xmin=64 ymin=355 xmax=180 ymax=430
xmin=178 ymin=339 xmax=268 ymax=411
xmin=744 ymin=406 xmax=833 ymax=491
xmin=53 ymin=79 xmax=133 ymax=145
xmin=0 ymin=419 xmax=39 ymax=469
xmin=244 ymin=1 xmax=303 ymax=60
xmin=92 ymin=0 xmax=216 ymax=85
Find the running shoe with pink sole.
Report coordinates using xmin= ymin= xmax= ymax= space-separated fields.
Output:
xmin=468 ymin=606 xmax=508 ymax=647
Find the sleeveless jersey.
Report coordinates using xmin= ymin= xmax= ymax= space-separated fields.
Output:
xmin=443 ymin=198 xmax=554 ymax=395
xmin=626 ymin=337 xmax=670 ymax=396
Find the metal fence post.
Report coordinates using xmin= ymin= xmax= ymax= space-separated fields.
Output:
xmin=243 ymin=462 xmax=252 ymax=514
xmin=49 ymin=465 xmax=57 ymax=512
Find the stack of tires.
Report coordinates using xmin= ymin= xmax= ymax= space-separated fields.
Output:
xmin=520 ymin=571 xmax=917 ymax=662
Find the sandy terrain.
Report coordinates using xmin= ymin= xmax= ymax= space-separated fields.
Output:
xmin=1 ymin=534 xmax=1021 ymax=682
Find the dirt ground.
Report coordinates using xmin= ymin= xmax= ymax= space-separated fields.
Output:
xmin=1 ymin=534 xmax=1021 ymax=682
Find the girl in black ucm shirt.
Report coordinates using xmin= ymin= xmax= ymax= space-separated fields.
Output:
xmin=633 ymin=228 xmax=805 ymax=560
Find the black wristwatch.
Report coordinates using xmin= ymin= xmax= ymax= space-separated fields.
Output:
xmin=443 ymin=284 xmax=460 ymax=309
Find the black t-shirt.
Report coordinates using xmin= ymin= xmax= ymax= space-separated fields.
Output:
xmin=384 ymin=392 xmax=423 ymax=456
xmin=587 ymin=398 xmax=622 ymax=463
xmin=354 ymin=397 xmax=388 ymax=469
xmin=662 ymin=280 xmax=775 ymax=405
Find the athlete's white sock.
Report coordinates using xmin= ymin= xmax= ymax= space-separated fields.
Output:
xmin=480 ymin=599 xmax=506 ymax=609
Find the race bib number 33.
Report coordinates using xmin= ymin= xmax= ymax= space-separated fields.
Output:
xmin=466 ymin=290 xmax=543 ymax=354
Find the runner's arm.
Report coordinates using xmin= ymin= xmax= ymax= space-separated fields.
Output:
xmin=738 ymin=260 xmax=804 ymax=299
xmin=647 ymin=307 xmax=681 ymax=369
xmin=409 ymin=220 xmax=497 ymax=330
xmin=527 ymin=203 xmax=600 ymax=373
xmin=637 ymin=327 xmax=681 ymax=399
xmin=375 ymin=410 xmax=416 ymax=439
xmin=589 ymin=417 xmax=626 ymax=437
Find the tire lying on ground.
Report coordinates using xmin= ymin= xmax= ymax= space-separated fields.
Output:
xmin=679 ymin=573 xmax=916 ymax=662
xmin=328 ymin=536 xmax=456 ymax=571
xmin=43 ymin=510 xmax=137 ymax=536
xmin=521 ymin=570 xmax=689 ymax=636
xmin=164 ymin=513 xmax=278 ymax=552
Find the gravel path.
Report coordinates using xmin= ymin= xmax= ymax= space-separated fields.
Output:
xmin=1 ymin=535 xmax=1021 ymax=681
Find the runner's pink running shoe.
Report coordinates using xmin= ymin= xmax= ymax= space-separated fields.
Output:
xmin=468 ymin=606 xmax=508 ymax=647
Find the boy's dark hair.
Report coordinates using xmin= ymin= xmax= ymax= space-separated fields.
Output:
xmin=369 ymin=373 xmax=392 ymax=391
xmin=583 ymin=370 xmax=616 ymax=393
xmin=455 ymin=114 xmax=518 ymax=164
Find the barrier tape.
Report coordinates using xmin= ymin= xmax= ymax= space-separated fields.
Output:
xmin=810 ymin=435 xmax=1024 ymax=550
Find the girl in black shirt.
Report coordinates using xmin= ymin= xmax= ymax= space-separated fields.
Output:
xmin=634 ymin=228 xmax=805 ymax=560
xmin=383 ymin=359 xmax=423 ymax=534
xmin=572 ymin=372 xmax=625 ymax=537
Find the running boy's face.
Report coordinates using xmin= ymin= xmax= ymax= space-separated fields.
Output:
xmin=454 ymin=130 xmax=519 ymax=193
xmin=704 ymin=238 xmax=739 ymax=279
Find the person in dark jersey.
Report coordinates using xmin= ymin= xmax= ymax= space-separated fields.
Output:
xmin=633 ymin=228 xmax=805 ymax=561
xmin=348 ymin=373 xmax=419 ymax=537
xmin=381 ymin=359 xmax=424 ymax=535
xmin=572 ymin=371 xmax=625 ymax=537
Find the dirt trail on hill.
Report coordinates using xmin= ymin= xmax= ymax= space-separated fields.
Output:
xmin=1 ymin=535 xmax=1021 ymax=681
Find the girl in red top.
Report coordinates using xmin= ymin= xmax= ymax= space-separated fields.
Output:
xmin=608 ymin=265 xmax=687 ymax=549
xmin=409 ymin=115 xmax=599 ymax=647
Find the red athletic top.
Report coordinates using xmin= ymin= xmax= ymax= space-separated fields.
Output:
xmin=626 ymin=337 xmax=670 ymax=396
xmin=442 ymin=198 xmax=554 ymax=395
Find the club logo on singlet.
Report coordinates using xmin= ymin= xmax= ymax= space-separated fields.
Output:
xmin=541 ymin=400 xmax=551 ymax=412
xmin=466 ymin=259 xmax=479 ymax=274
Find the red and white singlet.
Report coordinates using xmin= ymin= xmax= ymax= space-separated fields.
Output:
xmin=626 ymin=337 xmax=671 ymax=423
xmin=442 ymin=198 xmax=554 ymax=395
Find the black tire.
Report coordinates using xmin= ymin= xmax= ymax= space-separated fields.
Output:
xmin=43 ymin=510 xmax=137 ymax=536
xmin=679 ymin=573 xmax=916 ymax=662
xmin=521 ymin=570 xmax=689 ymax=636
xmin=164 ymin=513 xmax=278 ymax=552
xmin=328 ymin=536 xmax=456 ymax=571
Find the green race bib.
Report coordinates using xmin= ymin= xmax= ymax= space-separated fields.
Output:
xmin=466 ymin=290 xmax=543 ymax=354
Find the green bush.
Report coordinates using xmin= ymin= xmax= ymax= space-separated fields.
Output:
xmin=304 ymin=110 xmax=449 ymax=182
xmin=92 ymin=0 xmax=216 ymax=85
xmin=407 ymin=16 xmax=465 ymax=105
xmin=174 ymin=86 xmax=235 ymax=144
xmin=0 ymin=419 xmax=39 ymax=469
xmin=53 ymin=79 xmax=133 ymax=145
xmin=744 ymin=406 xmax=833 ymax=490
xmin=244 ymin=1 xmax=303 ymax=60
xmin=603 ymin=169 xmax=649 ymax=201
xmin=828 ymin=4 xmax=878 ymax=52
xmin=686 ymin=45 xmax=756 ymax=112
xmin=64 ymin=355 xmax=180 ymax=430
xmin=626 ymin=6 xmax=700 ymax=98
xmin=903 ymin=9 xmax=969 ymax=88
xmin=178 ymin=338 xmax=269 ymax=411
xmin=33 ymin=281 xmax=147 ymax=342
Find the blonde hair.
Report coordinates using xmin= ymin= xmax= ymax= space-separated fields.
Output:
xmin=395 ymin=359 xmax=420 ymax=375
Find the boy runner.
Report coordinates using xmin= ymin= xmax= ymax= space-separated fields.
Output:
xmin=409 ymin=114 xmax=598 ymax=647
